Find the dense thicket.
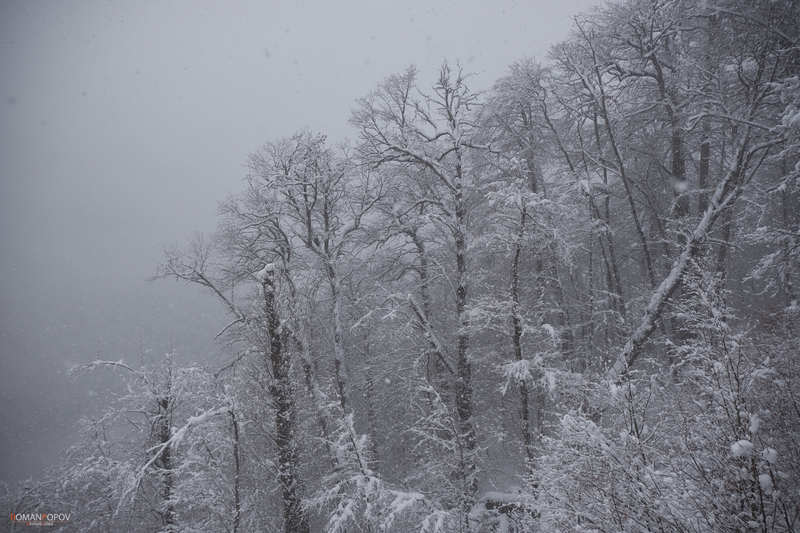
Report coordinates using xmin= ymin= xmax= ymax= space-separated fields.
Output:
xmin=7 ymin=1 xmax=800 ymax=531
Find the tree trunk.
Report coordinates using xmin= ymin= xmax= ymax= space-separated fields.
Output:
xmin=362 ymin=337 xmax=381 ymax=468
xmin=699 ymin=121 xmax=711 ymax=215
xmin=409 ymin=229 xmax=451 ymax=401
xmin=510 ymin=205 xmax=535 ymax=474
xmin=527 ymin=153 xmax=573 ymax=356
xmin=327 ymin=263 xmax=349 ymax=412
xmin=297 ymin=326 xmax=334 ymax=460
xmin=454 ymin=158 xmax=478 ymax=525
xmin=782 ymin=167 xmax=797 ymax=314
xmin=156 ymin=396 xmax=176 ymax=531
xmin=671 ymin=106 xmax=688 ymax=218
xmin=698 ymin=11 xmax=718 ymax=216
xmin=229 ymin=408 xmax=241 ymax=533
xmin=594 ymin=107 xmax=657 ymax=289
xmin=606 ymin=140 xmax=755 ymax=382
xmin=589 ymin=113 xmax=626 ymax=321
xmin=262 ymin=269 xmax=309 ymax=533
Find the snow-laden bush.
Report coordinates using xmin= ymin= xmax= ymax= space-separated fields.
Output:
xmin=306 ymin=411 xmax=449 ymax=532
xmin=535 ymin=266 xmax=800 ymax=532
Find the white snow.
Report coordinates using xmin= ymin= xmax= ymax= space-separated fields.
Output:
xmin=786 ymin=108 xmax=800 ymax=129
xmin=542 ymin=323 xmax=559 ymax=345
xmin=762 ymin=447 xmax=778 ymax=464
xmin=730 ymin=439 xmax=753 ymax=457
xmin=759 ymin=473 xmax=773 ymax=493
xmin=741 ymin=57 xmax=758 ymax=75
xmin=749 ymin=413 xmax=761 ymax=434
xmin=542 ymin=369 xmax=557 ymax=393
xmin=500 ymin=360 xmax=533 ymax=395
xmin=503 ymin=360 xmax=532 ymax=382
xmin=673 ymin=179 xmax=689 ymax=193
xmin=255 ymin=263 xmax=275 ymax=282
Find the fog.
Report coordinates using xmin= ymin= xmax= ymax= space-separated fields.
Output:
xmin=0 ymin=0 xmax=595 ymax=485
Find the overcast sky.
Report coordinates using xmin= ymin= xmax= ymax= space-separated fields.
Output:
xmin=0 ymin=0 xmax=596 ymax=483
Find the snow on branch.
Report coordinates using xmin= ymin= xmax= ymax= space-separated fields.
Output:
xmin=116 ymin=405 xmax=229 ymax=514
xmin=408 ymin=294 xmax=455 ymax=375
xmin=605 ymin=135 xmax=782 ymax=382
xmin=309 ymin=412 xmax=441 ymax=533
xmin=69 ymin=359 xmax=151 ymax=387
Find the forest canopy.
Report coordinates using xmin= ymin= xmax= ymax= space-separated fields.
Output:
xmin=6 ymin=0 xmax=800 ymax=531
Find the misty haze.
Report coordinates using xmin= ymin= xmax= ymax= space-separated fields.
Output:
xmin=1 ymin=0 xmax=799 ymax=531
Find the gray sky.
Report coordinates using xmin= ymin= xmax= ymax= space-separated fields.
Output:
xmin=0 ymin=0 xmax=595 ymax=483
